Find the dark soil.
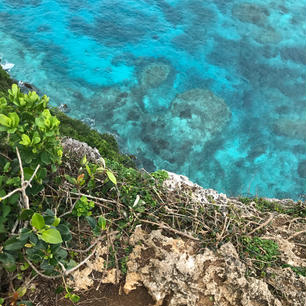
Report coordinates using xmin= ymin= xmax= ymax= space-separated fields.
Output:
xmin=26 ymin=279 xmax=154 ymax=306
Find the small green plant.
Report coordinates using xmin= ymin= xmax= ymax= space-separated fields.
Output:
xmin=239 ymin=197 xmax=306 ymax=217
xmin=241 ymin=237 xmax=280 ymax=272
xmin=64 ymin=290 xmax=80 ymax=304
xmin=151 ymin=170 xmax=168 ymax=184
xmin=73 ymin=196 xmax=95 ymax=217
xmin=282 ymin=264 xmax=306 ymax=277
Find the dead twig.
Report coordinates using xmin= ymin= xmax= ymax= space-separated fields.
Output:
xmin=25 ymin=257 xmax=62 ymax=280
xmin=248 ymin=213 xmax=275 ymax=235
xmin=0 ymin=152 xmax=12 ymax=161
xmin=69 ymin=191 xmax=118 ymax=204
xmin=64 ymin=246 xmax=98 ymax=275
xmin=288 ymin=230 xmax=306 ymax=241
xmin=139 ymin=219 xmax=200 ymax=241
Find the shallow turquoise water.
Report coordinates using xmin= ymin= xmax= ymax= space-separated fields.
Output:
xmin=0 ymin=0 xmax=305 ymax=199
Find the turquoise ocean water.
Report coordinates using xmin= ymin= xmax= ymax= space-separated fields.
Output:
xmin=0 ymin=0 xmax=305 ymax=199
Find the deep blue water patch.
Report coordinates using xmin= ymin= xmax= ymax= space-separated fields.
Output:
xmin=0 ymin=0 xmax=305 ymax=199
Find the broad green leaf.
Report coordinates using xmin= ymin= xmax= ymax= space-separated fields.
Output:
xmin=19 ymin=97 xmax=26 ymax=106
xmin=86 ymin=164 xmax=92 ymax=176
xmin=20 ymin=228 xmax=32 ymax=241
xmin=4 ymin=237 xmax=25 ymax=251
xmin=0 ymin=114 xmax=11 ymax=127
xmin=81 ymin=155 xmax=87 ymax=165
xmin=40 ymin=151 xmax=51 ymax=165
xmin=20 ymin=262 xmax=30 ymax=271
xmin=20 ymin=209 xmax=34 ymax=221
xmin=0 ymin=96 xmax=7 ymax=107
xmin=35 ymin=117 xmax=45 ymax=129
xmin=69 ymin=294 xmax=80 ymax=303
xmin=66 ymin=259 xmax=77 ymax=270
xmin=31 ymin=213 xmax=45 ymax=230
xmin=54 ymin=247 xmax=67 ymax=260
xmin=85 ymin=216 xmax=97 ymax=229
xmin=3 ymin=162 xmax=10 ymax=173
xmin=2 ymin=204 xmax=11 ymax=218
xmin=32 ymin=135 xmax=41 ymax=145
xmin=98 ymin=216 xmax=107 ymax=230
xmin=0 ymin=176 xmax=4 ymax=186
xmin=52 ymin=217 xmax=61 ymax=227
xmin=57 ymin=224 xmax=72 ymax=241
xmin=6 ymin=177 xmax=20 ymax=186
xmin=7 ymin=127 xmax=17 ymax=133
xmin=16 ymin=287 xmax=27 ymax=298
xmin=0 ymin=252 xmax=16 ymax=272
xmin=41 ymin=228 xmax=63 ymax=244
xmin=42 ymin=109 xmax=51 ymax=118
xmin=106 ymin=170 xmax=117 ymax=185
xmin=8 ymin=192 xmax=19 ymax=205
xmin=19 ymin=134 xmax=31 ymax=146
xmin=24 ymin=167 xmax=34 ymax=181
xmin=10 ymin=84 xmax=19 ymax=97
xmin=8 ymin=112 xmax=19 ymax=127
xmin=64 ymin=174 xmax=77 ymax=185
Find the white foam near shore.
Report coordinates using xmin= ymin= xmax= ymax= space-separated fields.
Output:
xmin=1 ymin=62 xmax=14 ymax=72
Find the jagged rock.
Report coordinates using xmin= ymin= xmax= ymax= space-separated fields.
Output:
xmin=61 ymin=137 xmax=103 ymax=164
xmin=123 ymin=227 xmax=291 ymax=306
xmin=58 ymin=103 xmax=70 ymax=113
xmin=68 ymin=242 xmax=120 ymax=291
xmin=122 ymin=174 xmax=306 ymax=306
xmin=266 ymin=267 xmax=306 ymax=305
xmin=164 ymin=171 xmax=228 ymax=205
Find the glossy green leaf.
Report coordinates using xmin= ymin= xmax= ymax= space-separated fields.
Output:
xmin=4 ymin=237 xmax=25 ymax=251
xmin=0 ymin=114 xmax=11 ymax=127
xmin=31 ymin=213 xmax=45 ymax=230
xmin=8 ymin=112 xmax=19 ymax=127
xmin=40 ymin=151 xmax=51 ymax=165
xmin=0 ymin=252 xmax=16 ymax=272
xmin=20 ymin=209 xmax=34 ymax=221
xmin=106 ymin=170 xmax=117 ymax=185
xmin=19 ymin=134 xmax=31 ymax=146
xmin=41 ymin=228 xmax=63 ymax=244
xmin=57 ymin=224 xmax=72 ymax=242
xmin=52 ymin=217 xmax=61 ymax=227
xmin=81 ymin=155 xmax=87 ymax=165
xmin=98 ymin=216 xmax=107 ymax=230
xmin=3 ymin=162 xmax=10 ymax=173
xmin=86 ymin=216 xmax=97 ymax=229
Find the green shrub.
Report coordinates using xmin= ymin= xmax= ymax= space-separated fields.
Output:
xmin=51 ymin=108 xmax=136 ymax=168
xmin=0 ymin=66 xmax=14 ymax=97
xmin=241 ymin=237 xmax=280 ymax=273
xmin=0 ymin=85 xmax=62 ymax=167
xmin=0 ymin=84 xmax=65 ymax=273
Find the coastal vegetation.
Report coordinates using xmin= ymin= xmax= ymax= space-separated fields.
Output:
xmin=0 ymin=66 xmax=305 ymax=306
